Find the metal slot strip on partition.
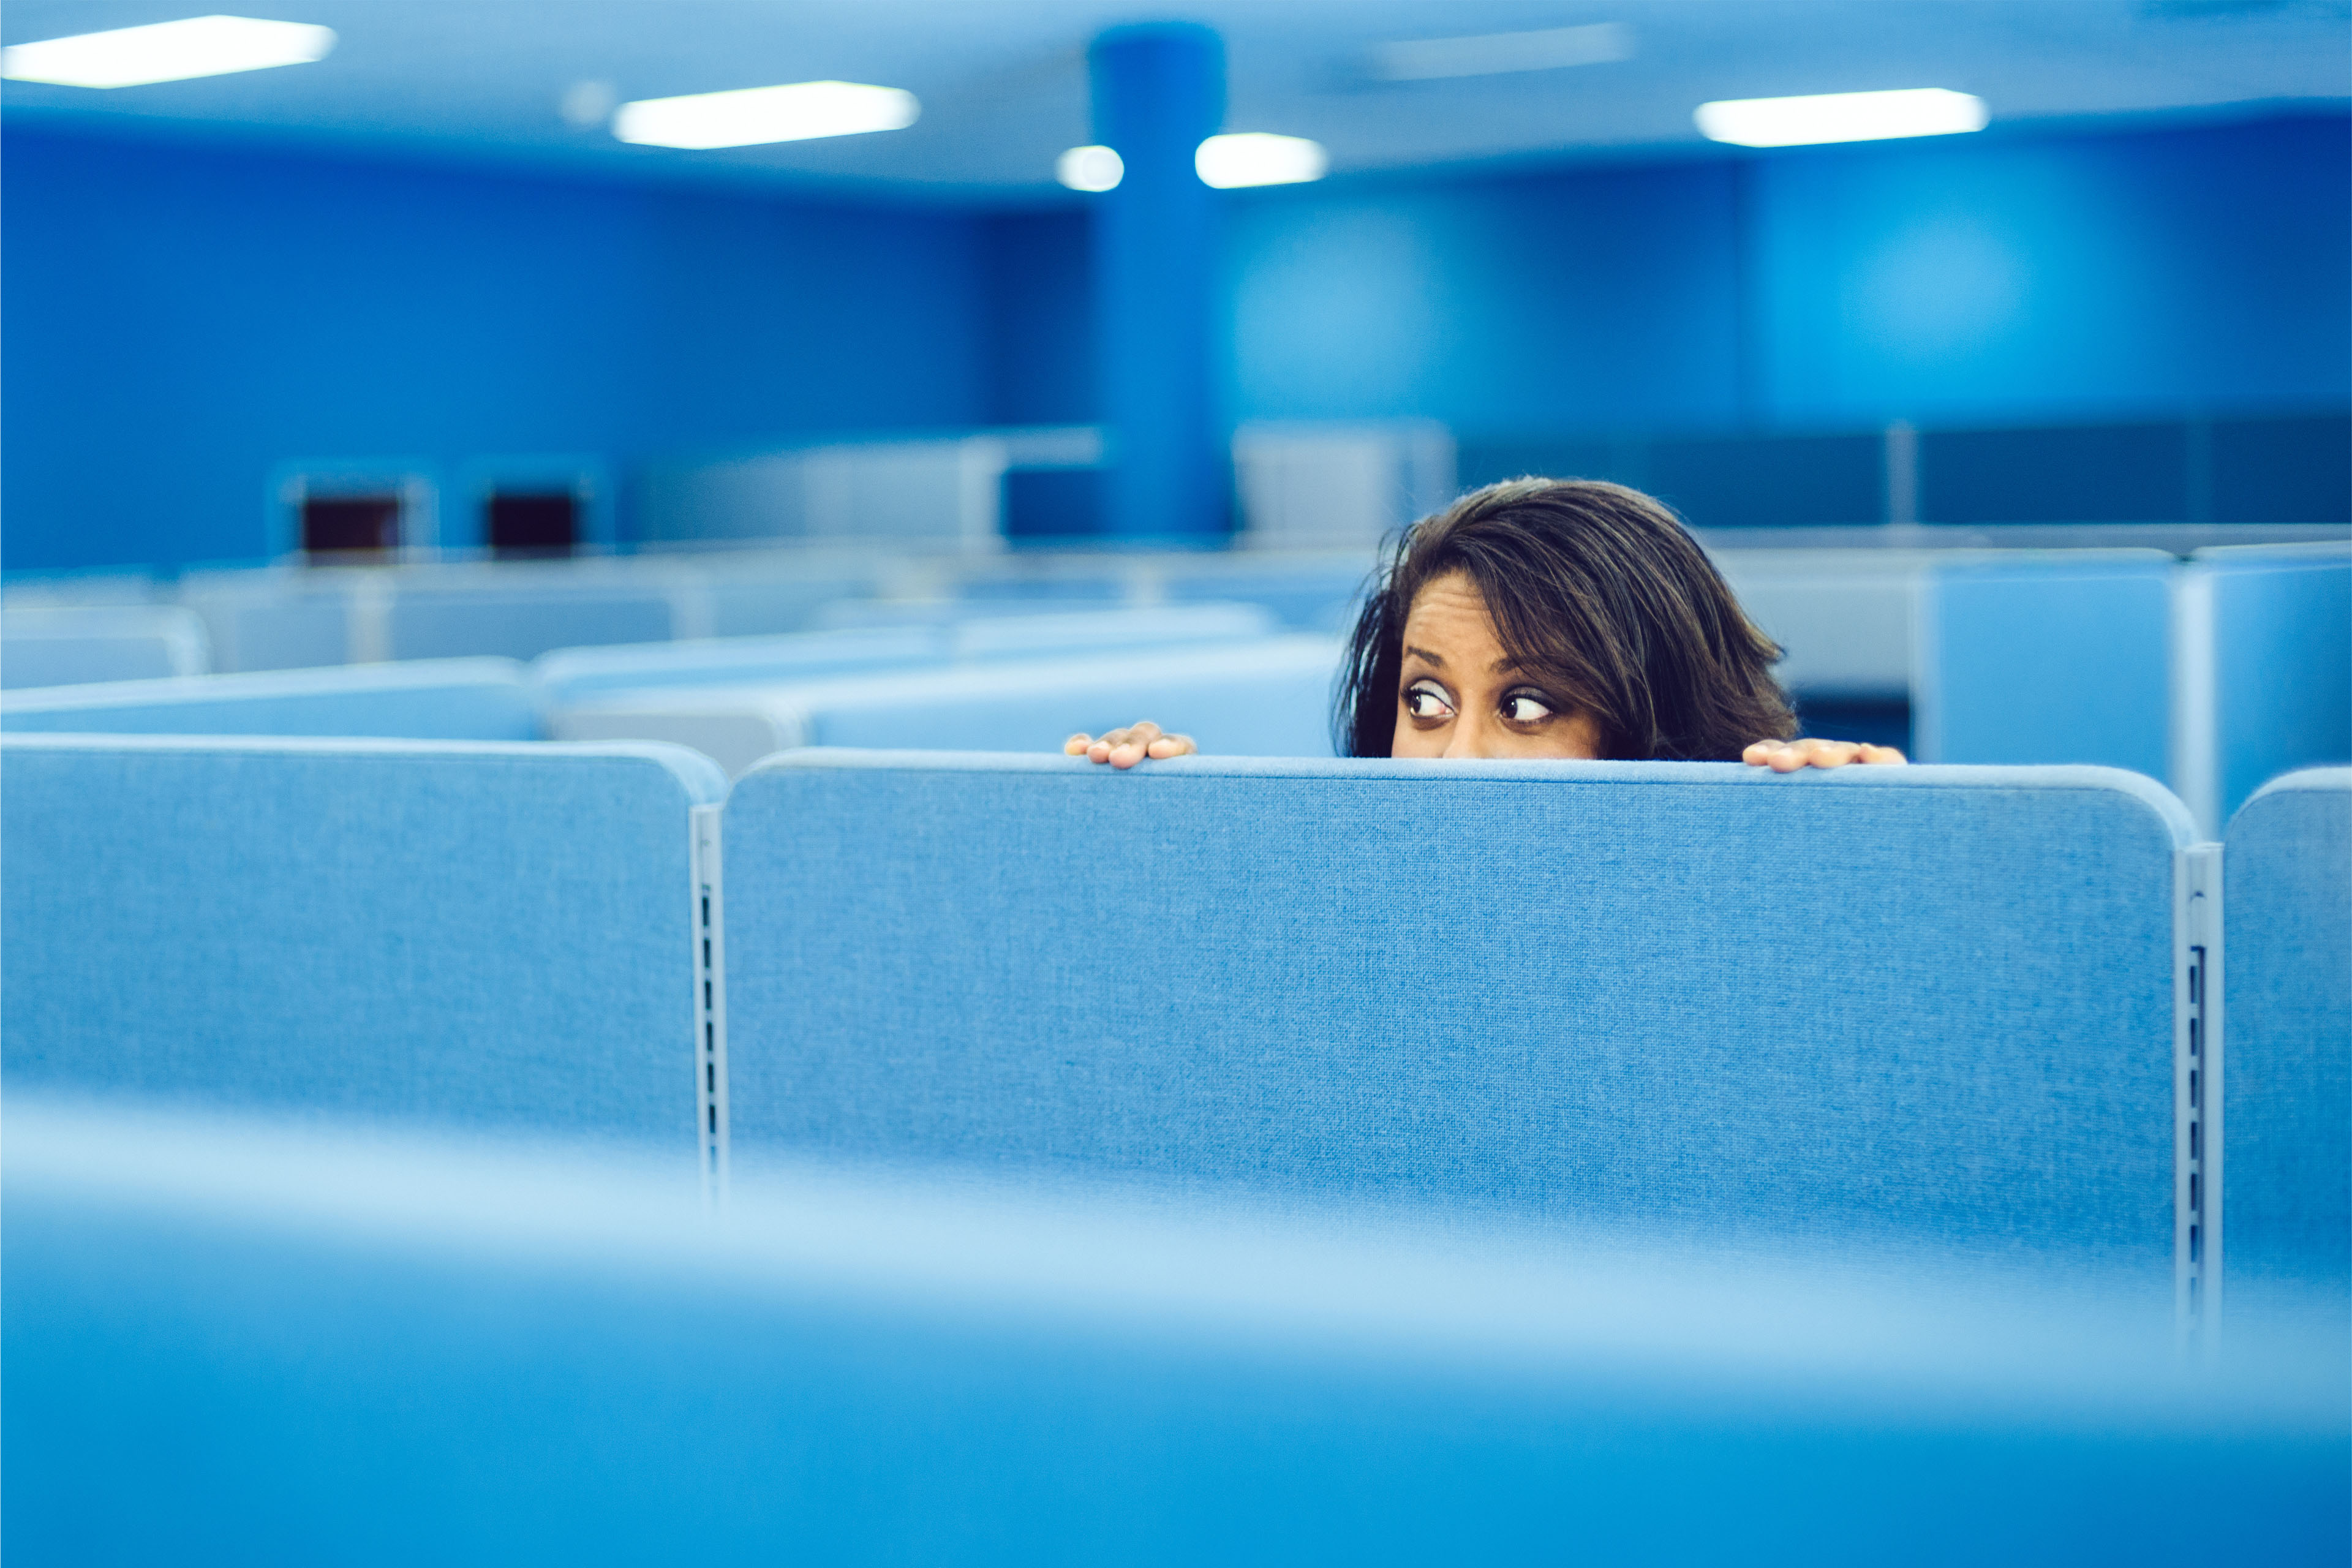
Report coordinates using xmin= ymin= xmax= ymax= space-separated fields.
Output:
xmin=692 ymin=804 xmax=731 ymax=1201
xmin=2174 ymin=842 xmax=2223 ymax=1355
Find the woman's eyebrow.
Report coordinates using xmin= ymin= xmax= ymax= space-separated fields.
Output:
xmin=1402 ymin=644 xmax=1445 ymax=668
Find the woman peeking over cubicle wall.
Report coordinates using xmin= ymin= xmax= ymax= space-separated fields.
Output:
xmin=1068 ymin=477 xmax=1907 ymax=772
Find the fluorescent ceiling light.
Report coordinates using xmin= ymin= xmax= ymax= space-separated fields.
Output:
xmin=612 ymin=80 xmax=919 ymax=150
xmin=1368 ymin=22 xmax=1632 ymax=82
xmin=1057 ymin=145 xmax=1124 ymax=192
xmin=1 ymin=15 xmax=333 ymax=88
xmin=1196 ymin=132 xmax=1327 ymax=189
xmin=1694 ymin=88 xmax=1988 ymax=148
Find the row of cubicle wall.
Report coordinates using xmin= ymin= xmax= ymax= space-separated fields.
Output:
xmin=2 ymin=534 xmax=2348 ymax=1556
xmin=3 ymin=537 xmax=2344 ymax=830
xmin=5 ymin=731 xmax=2347 ymax=1556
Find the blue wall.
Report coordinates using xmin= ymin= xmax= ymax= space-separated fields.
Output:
xmin=1755 ymin=115 xmax=2351 ymax=429
xmin=1221 ymin=112 xmax=2349 ymax=439
xmin=1226 ymin=158 xmax=1746 ymax=434
xmin=5 ymin=111 xmax=2345 ymax=568
xmin=1 ymin=128 xmax=990 ymax=571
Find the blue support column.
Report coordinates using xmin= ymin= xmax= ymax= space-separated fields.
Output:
xmin=1089 ymin=24 xmax=1227 ymax=541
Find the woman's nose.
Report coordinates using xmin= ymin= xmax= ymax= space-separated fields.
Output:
xmin=1442 ymin=718 xmax=1493 ymax=759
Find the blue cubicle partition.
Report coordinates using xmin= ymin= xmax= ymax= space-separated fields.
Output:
xmin=0 ymin=736 xmax=725 ymax=1167
xmin=0 ymin=660 xmax=541 ymax=741
xmin=0 ymin=605 xmax=211 ymax=688
xmin=1913 ymin=555 xmax=2175 ymax=776
xmin=534 ymin=625 xmax=944 ymax=706
xmin=2195 ymin=545 xmax=2352 ymax=826
xmin=386 ymin=585 xmax=677 ymax=661
xmin=721 ymin=753 xmax=2196 ymax=1301
xmin=2224 ymin=769 xmax=2352 ymax=1341
xmin=549 ymin=635 xmax=1341 ymax=776
xmin=8 ymin=1095 xmax=2343 ymax=1567
xmin=537 ymin=604 xmax=1278 ymax=707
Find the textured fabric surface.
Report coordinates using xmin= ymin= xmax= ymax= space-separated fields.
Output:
xmin=1917 ymin=557 xmax=2174 ymax=775
xmin=0 ymin=736 xmax=722 ymax=1147
xmin=725 ymin=753 xmax=2190 ymax=1281
xmin=0 ymin=659 xmax=540 ymax=741
xmin=2209 ymin=552 xmax=2352 ymax=821
xmin=9 ymin=1098 xmax=2342 ymax=1568
xmin=2225 ymin=769 xmax=2352 ymax=1327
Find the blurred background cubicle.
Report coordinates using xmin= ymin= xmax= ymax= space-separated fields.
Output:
xmin=4 ymin=1 xmax=2346 ymax=819
xmin=6 ymin=5 xmax=2346 ymax=815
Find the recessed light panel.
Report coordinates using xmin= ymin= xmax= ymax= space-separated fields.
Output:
xmin=1195 ymin=133 xmax=1328 ymax=190
xmin=611 ymin=80 xmax=919 ymax=150
xmin=1056 ymin=145 xmax=1125 ymax=192
xmin=1695 ymin=88 xmax=1988 ymax=148
xmin=1 ymin=15 xmax=334 ymax=88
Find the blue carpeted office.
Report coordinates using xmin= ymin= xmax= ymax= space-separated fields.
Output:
xmin=3 ymin=3 xmax=2348 ymax=1562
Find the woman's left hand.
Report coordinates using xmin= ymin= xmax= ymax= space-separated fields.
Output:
xmin=1742 ymin=737 xmax=1908 ymax=772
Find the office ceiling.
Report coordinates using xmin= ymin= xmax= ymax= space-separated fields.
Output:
xmin=4 ymin=0 xmax=2346 ymax=200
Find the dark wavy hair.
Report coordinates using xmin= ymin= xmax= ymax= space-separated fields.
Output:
xmin=1335 ymin=477 xmax=1798 ymax=760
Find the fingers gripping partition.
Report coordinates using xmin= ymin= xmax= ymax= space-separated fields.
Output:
xmin=0 ymin=736 xmax=727 ymax=1170
xmin=720 ymin=753 xmax=2204 ymax=1304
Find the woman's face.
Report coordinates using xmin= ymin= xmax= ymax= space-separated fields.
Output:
xmin=1391 ymin=571 xmax=1604 ymax=760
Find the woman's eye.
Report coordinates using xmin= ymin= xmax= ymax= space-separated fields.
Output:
xmin=1501 ymin=693 xmax=1556 ymax=724
xmin=1403 ymin=682 xmax=1454 ymax=720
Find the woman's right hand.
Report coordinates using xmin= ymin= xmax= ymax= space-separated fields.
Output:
xmin=1065 ymin=720 xmax=1197 ymax=769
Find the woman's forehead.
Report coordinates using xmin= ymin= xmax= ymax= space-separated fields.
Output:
xmin=1401 ymin=572 xmax=1501 ymax=657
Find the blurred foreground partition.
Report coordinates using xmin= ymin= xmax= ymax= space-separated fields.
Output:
xmin=0 ymin=737 xmax=725 ymax=1174
xmin=0 ymin=605 xmax=209 ymax=688
xmin=6 ymin=1094 xmax=2344 ymax=1566
xmin=552 ymin=636 xmax=1340 ymax=776
xmin=2223 ymin=769 xmax=2352 ymax=1342
xmin=0 ymin=660 xmax=540 ymax=741
xmin=720 ymin=755 xmax=2203 ymax=1314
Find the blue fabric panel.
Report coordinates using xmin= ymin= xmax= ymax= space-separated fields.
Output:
xmin=8 ymin=1098 xmax=2342 ymax=1567
xmin=0 ymin=633 xmax=185 ymax=688
xmin=1918 ymin=558 xmax=2174 ymax=775
xmin=816 ymin=595 xmax=1126 ymax=627
xmin=387 ymin=589 xmax=676 ymax=661
xmin=0 ymin=660 xmax=540 ymax=741
xmin=723 ymin=754 xmax=2190 ymax=1281
xmin=2209 ymin=551 xmax=2352 ymax=821
xmin=533 ymin=627 xmax=946 ymax=705
xmin=1164 ymin=568 xmax=1374 ymax=630
xmin=946 ymin=603 xmax=1274 ymax=658
xmin=2225 ymin=769 xmax=2352 ymax=1332
xmin=0 ymin=737 xmax=722 ymax=1148
xmin=701 ymin=573 xmax=879 ymax=638
xmin=205 ymin=595 xmax=352 ymax=673
xmin=797 ymin=639 xmax=1340 ymax=756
